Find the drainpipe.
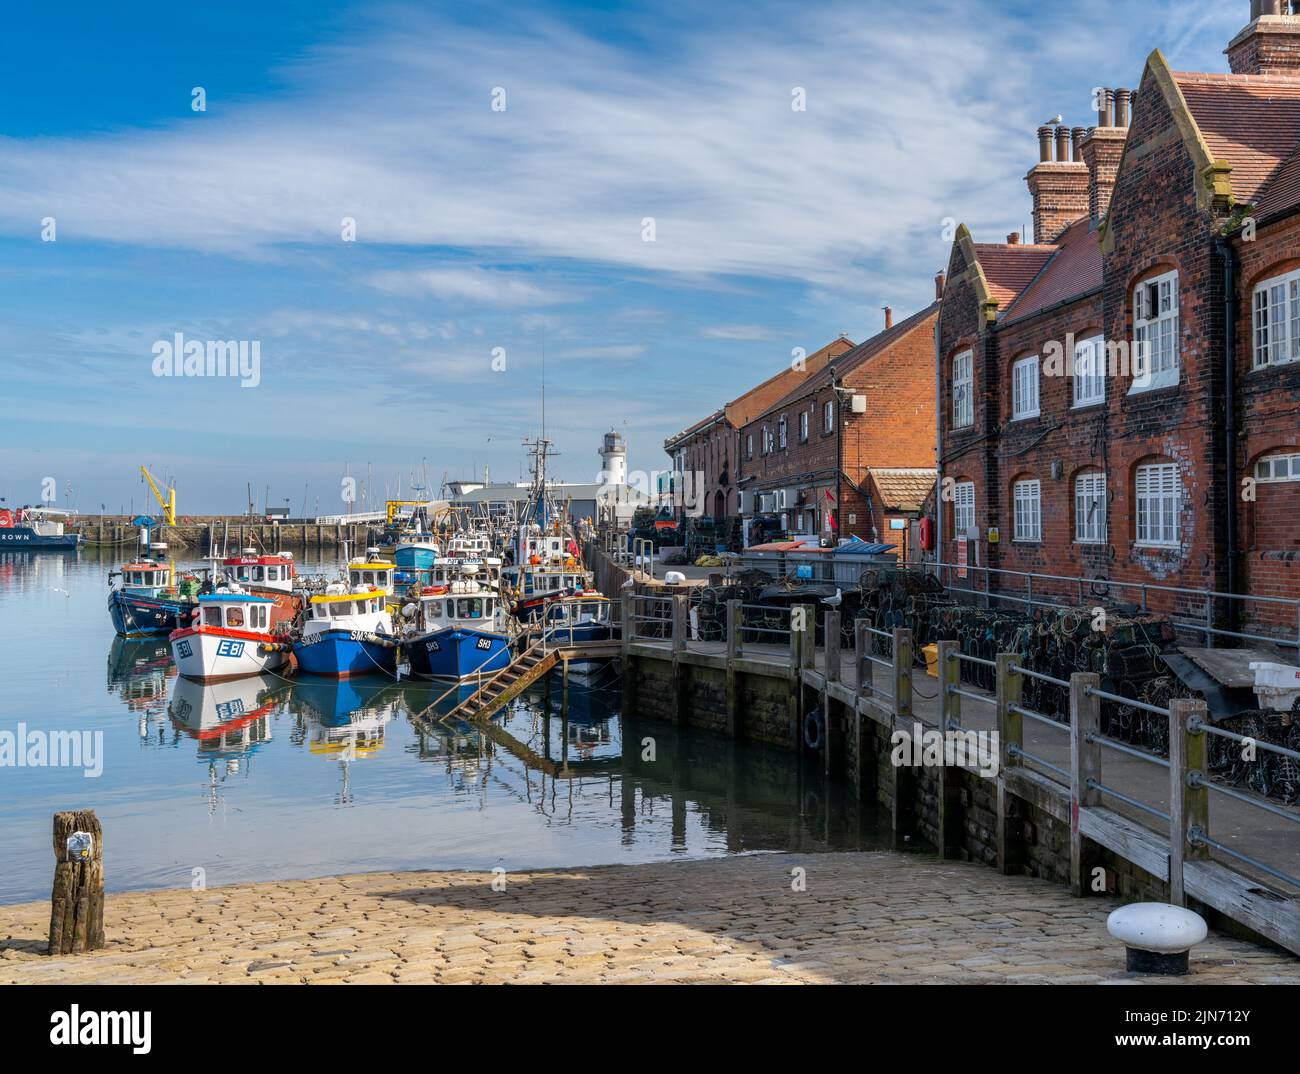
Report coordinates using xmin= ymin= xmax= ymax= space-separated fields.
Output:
xmin=1217 ymin=235 xmax=1239 ymax=604
xmin=933 ymin=313 xmax=943 ymax=571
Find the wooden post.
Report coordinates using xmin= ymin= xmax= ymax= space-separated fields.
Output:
xmin=852 ymin=618 xmax=870 ymax=801
xmin=936 ymin=639 xmax=962 ymax=859
xmin=670 ymin=595 xmax=687 ymax=727
xmin=725 ymin=600 xmax=740 ymax=738
xmin=672 ymin=595 xmax=686 ymax=654
xmin=48 ymin=810 xmax=105 ymax=956
xmin=995 ymin=653 xmax=1024 ymax=875
xmin=801 ymin=604 xmax=816 ymax=670
xmin=824 ymin=611 xmax=841 ymax=684
xmin=621 ymin=591 xmax=637 ymax=721
xmin=789 ymin=606 xmax=807 ymax=752
xmin=1169 ymin=697 xmax=1209 ymax=906
xmin=1068 ymin=672 xmax=1102 ymax=896
xmin=889 ymin=628 xmax=915 ymax=848
xmin=855 ymin=619 xmax=872 ymax=699
xmin=823 ymin=610 xmax=842 ymax=777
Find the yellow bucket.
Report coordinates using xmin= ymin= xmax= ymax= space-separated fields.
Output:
xmin=922 ymin=643 xmax=939 ymax=678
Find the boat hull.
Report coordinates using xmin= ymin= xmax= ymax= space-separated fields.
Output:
xmin=169 ymin=626 xmax=287 ymax=683
xmin=405 ymin=627 xmax=512 ymax=681
xmin=293 ymin=630 xmax=397 ymax=678
xmin=0 ymin=526 xmax=82 ymax=550
xmin=109 ymin=590 xmax=196 ymax=636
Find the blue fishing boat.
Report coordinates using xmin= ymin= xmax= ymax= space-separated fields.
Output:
xmin=400 ymin=563 xmax=513 ymax=680
xmin=542 ymin=594 xmax=619 ymax=676
xmin=294 ymin=586 xmax=397 ymax=678
xmin=108 ymin=559 xmax=204 ymax=636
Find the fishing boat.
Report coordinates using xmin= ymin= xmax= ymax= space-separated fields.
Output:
xmin=107 ymin=559 xmax=205 ymax=636
xmin=511 ymin=537 xmax=593 ymax=623
xmin=346 ymin=557 xmax=398 ymax=603
xmin=542 ymin=594 xmax=619 ymax=677
xmin=169 ymin=591 xmax=289 ymax=682
xmin=0 ymin=505 xmax=83 ymax=550
xmin=399 ymin=562 xmax=513 ymax=680
xmin=294 ymin=586 xmax=396 ymax=678
xmin=218 ymin=549 xmax=302 ymax=626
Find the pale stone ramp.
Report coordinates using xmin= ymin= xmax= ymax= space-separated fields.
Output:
xmin=0 ymin=852 xmax=1296 ymax=984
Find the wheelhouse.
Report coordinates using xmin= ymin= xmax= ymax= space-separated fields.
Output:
xmin=222 ymin=553 xmax=296 ymax=592
xmin=309 ymin=591 xmax=389 ymax=620
xmin=347 ymin=561 xmax=396 ymax=595
xmin=122 ymin=561 xmax=170 ymax=589
xmin=198 ymin=594 xmax=276 ymax=632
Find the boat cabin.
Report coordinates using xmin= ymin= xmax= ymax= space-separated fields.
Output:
xmin=347 ymin=561 xmax=397 ymax=596
xmin=198 ymin=593 xmax=276 ymax=632
xmin=121 ymin=560 xmax=171 ymax=591
xmin=525 ymin=570 xmax=587 ymax=596
xmin=309 ymin=590 xmax=389 ymax=622
xmin=221 ymin=553 xmax=296 ymax=593
xmin=415 ymin=588 xmax=501 ymax=632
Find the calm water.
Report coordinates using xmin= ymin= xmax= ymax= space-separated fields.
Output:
xmin=0 ymin=548 xmax=882 ymax=903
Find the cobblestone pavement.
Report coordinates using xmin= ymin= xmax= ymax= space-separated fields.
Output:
xmin=1 ymin=852 xmax=1296 ymax=984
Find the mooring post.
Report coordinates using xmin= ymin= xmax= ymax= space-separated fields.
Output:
xmin=889 ymin=627 xmax=915 ymax=848
xmin=852 ymin=618 xmax=870 ymax=801
xmin=1169 ymin=697 xmax=1209 ymax=906
xmin=789 ymin=605 xmax=808 ymax=753
xmin=670 ymin=594 xmax=688 ymax=727
xmin=801 ymin=604 xmax=816 ymax=671
xmin=1068 ymin=671 xmax=1102 ymax=896
xmin=823 ymin=610 xmax=842 ymax=778
xmin=995 ymin=652 xmax=1024 ymax=875
xmin=621 ymin=590 xmax=637 ymax=720
xmin=48 ymin=810 xmax=105 ymax=956
xmin=725 ymin=599 xmax=741 ymax=738
xmin=936 ymin=639 xmax=963 ymax=859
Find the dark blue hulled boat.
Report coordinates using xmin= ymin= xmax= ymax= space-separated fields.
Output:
xmin=108 ymin=560 xmax=202 ymax=636
xmin=400 ymin=563 xmax=513 ymax=681
xmin=0 ymin=506 xmax=83 ymax=550
xmin=293 ymin=588 xmax=397 ymax=678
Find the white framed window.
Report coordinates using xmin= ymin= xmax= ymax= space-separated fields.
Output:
xmin=1255 ymin=451 xmax=1300 ymax=483
xmin=1135 ymin=462 xmax=1180 ymax=547
xmin=1252 ymin=268 xmax=1300 ymax=369
xmin=952 ymin=350 xmax=973 ymax=428
xmin=1073 ymin=334 xmax=1106 ymax=407
xmin=762 ymin=425 xmax=772 ymax=453
xmin=1074 ymin=472 xmax=1107 ymax=543
xmin=1131 ymin=270 xmax=1179 ymax=391
xmin=1012 ymin=479 xmax=1041 ymax=542
xmin=823 ymin=399 xmax=835 ymax=433
xmin=778 ymin=415 xmax=787 ymax=449
xmin=1011 ymin=355 xmax=1040 ymax=419
xmin=746 ymin=434 xmax=753 ymax=459
xmin=952 ymin=481 xmax=975 ymax=538
xmin=799 ymin=411 xmax=809 ymax=442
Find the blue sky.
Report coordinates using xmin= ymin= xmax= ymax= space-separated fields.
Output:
xmin=0 ymin=0 xmax=1246 ymax=513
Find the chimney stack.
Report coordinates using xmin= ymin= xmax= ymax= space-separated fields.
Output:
xmin=1081 ymin=87 xmax=1132 ymax=225
xmin=1025 ymin=121 xmax=1089 ymax=243
xmin=883 ymin=305 xmax=893 ymax=330
xmin=1227 ymin=2 xmax=1300 ymax=75
xmin=935 ymin=271 xmax=946 ymax=300
xmin=1006 ymin=231 xmax=1021 ymax=245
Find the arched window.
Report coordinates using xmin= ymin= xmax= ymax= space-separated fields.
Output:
xmin=1251 ymin=268 xmax=1300 ymax=369
xmin=1131 ymin=270 xmax=1179 ymax=391
xmin=952 ymin=350 xmax=973 ymax=428
xmin=1012 ymin=478 xmax=1041 ymax=542
xmin=1134 ymin=461 xmax=1181 ymax=547
xmin=1254 ymin=450 xmax=1300 ymax=483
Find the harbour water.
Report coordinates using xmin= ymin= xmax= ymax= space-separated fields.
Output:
xmin=0 ymin=548 xmax=884 ymax=904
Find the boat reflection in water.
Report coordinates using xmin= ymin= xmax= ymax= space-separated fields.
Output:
xmin=288 ymin=677 xmax=403 ymax=803
xmin=106 ymin=636 xmax=176 ymax=736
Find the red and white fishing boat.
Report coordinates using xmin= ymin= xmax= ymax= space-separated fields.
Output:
xmin=169 ymin=591 xmax=288 ymax=683
xmin=218 ymin=549 xmax=301 ymax=627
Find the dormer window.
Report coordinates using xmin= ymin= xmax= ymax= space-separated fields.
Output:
xmin=1131 ymin=270 xmax=1179 ymax=392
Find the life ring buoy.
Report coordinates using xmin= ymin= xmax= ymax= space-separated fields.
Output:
xmin=803 ymin=707 xmax=826 ymax=751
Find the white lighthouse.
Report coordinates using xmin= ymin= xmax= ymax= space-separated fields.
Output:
xmin=598 ymin=430 xmax=627 ymax=487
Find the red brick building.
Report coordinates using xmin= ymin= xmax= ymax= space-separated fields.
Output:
xmin=935 ymin=5 xmax=1300 ymax=637
xmin=738 ymin=302 xmax=939 ymax=546
xmin=663 ymin=336 xmax=853 ymax=521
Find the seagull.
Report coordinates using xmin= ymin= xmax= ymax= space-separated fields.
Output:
xmin=822 ymin=587 xmax=843 ymax=608
xmin=1044 ymin=113 xmax=1064 ymax=125
xmin=621 ymin=576 xmax=635 ymax=590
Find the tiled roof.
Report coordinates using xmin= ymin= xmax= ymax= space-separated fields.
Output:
xmin=1174 ymin=71 xmax=1300 ymax=207
xmin=868 ymin=468 xmax=937 ymax=512
xmin=724 ymin=336 xmax=855 ymax=428
xmin=971 ymin=243 xmax=1057 ymax=309
xmin=1000 ymin=217 xmax=1104 ymax=324
xmin=754 ymin=303 xmax=939 ymax=421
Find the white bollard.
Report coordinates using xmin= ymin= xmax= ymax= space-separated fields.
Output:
xmin=1106 ymin=902 xmax=1207 ymax=975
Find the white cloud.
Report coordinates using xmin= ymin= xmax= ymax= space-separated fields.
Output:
xmin=366 ymin=268 xmax=570 ymax=307
xmin=701 ymin=324 xmax=776 ymax=341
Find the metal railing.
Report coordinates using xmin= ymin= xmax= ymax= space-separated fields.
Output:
xmin=932 ymin=558 xmax=1300 ymax=652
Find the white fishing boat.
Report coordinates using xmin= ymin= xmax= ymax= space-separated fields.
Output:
xmin=169 ymin=591 xmax=288 ymax=683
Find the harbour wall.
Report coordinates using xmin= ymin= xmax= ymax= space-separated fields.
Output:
xmin=74 ymin=517 xmax=378 ymax=552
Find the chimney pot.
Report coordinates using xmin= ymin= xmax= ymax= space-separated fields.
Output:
xmin=1097 ymin=88 xmax=1113 ymax=128
xmin=1006 ymin=232 xmax=1021 ymax=245
xmin=1054 ymin=125 xmax=1070 ymax=162
xmin=883 ymin=305 xmax=893 ymax=329
xmin=1037 ymin=126 xmax=1054 ymax=162
xmin=1115 ymin=88 xmax=1132 ymax=128
xmin=935 ymin=271 xmax=946 ymax=300
xmin=1071 ymin=127 xmax=1087 ymax=162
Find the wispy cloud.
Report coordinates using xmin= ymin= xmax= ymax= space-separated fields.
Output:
xmin=701 ymin=324 xmax=777 ymax=342
xmin=366 ymin=267 xmax=572 ymax=306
